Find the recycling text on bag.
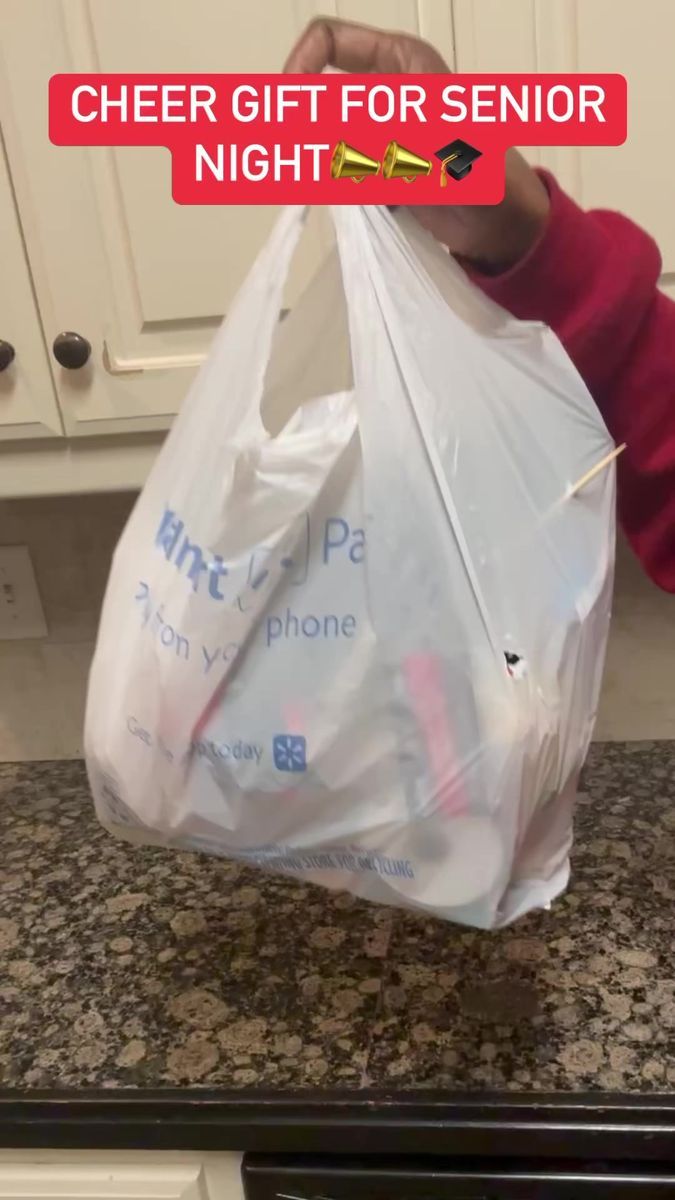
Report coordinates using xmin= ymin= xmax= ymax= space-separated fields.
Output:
xmin=84 ymin=204 xmax=616 ymax=929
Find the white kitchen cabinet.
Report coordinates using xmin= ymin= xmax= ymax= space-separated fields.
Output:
xmin=0 ymin=1151 xmax=243 ymax=1200
xmin=0 ymin=133 xmax=62 ymax=440
xmin=452 ymin=0 xmax=675 ymax=297
xmin=0 ymin=0 xmax=454 ymax=441
xmin=0 ymin=0 xmax=672 ymax=493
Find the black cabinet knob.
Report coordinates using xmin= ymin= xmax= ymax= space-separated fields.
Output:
xmin=0 ymin=340 xmax=16 ymax=371
xmin=53 ymin=331 xmax=91 ymax=369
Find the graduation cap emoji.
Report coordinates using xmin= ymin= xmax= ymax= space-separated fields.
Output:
xmin=435 ymin=138 xmax=482 ymax=186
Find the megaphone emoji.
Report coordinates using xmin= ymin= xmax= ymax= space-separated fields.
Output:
xmin=383 ymin=141 xmax=433 ymax=182
xmin=331 ymin=141 xmax=380 ymax=182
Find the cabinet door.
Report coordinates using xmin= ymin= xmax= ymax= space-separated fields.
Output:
xmin=0 ymin=131 xmax=62 ymax=439
xmin=451 ymin=0 xmax=675 ymax=297
xmin=0 ymin=0 xmax=453 ymax=438
xmin=0 ymin=1153 xmax=243 ymax=1200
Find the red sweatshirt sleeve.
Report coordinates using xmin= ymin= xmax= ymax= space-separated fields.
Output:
xmin=471 ymin=171 xmax=675 ymax=593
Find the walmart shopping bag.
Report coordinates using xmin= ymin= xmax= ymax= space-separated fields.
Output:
xmin=85 ymin=204 xmax=616 ymax=928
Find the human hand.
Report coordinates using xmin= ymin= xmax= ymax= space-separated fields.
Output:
xmin=284 ymin=17 xmax=550 ymax=272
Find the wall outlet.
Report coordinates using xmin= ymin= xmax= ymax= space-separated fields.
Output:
xmin=0 ymin=546 xmax=48 ymax=640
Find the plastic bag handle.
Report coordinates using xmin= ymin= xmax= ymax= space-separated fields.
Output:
xmin=184 ymin=205 xmax=310 ymax=444
xmin=331 ymin=205 xmax=503 ymax=662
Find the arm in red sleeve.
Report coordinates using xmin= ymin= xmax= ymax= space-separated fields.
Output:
xmin=470 ymin=171 xmax=675 ymax=593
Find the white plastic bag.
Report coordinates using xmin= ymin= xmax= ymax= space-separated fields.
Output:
xmin=85 ymin=204 xmax=616 ymax=929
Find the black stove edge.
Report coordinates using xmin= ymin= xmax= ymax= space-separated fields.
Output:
xmin=0 ymin=1090 xmax=674 ymax=1159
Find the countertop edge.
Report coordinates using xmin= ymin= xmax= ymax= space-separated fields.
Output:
xmin=1 ymin=1090 xmax=675 ymax=1159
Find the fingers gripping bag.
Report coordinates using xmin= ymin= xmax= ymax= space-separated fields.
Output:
xmin=84 ymin=204 xmax=616 ymax=929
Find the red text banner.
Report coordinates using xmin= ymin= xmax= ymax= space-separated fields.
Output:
xmin=49 ymin=72 xmax=628 ymax=205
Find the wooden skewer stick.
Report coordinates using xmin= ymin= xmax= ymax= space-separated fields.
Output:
xmin=567 ymin=442 xmax=627 ymax=499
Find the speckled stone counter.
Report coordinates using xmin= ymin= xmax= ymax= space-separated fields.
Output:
xmin=1 ymin=744 xmax=674 ymax=1099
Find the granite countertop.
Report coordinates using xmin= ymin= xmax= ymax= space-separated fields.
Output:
xmin=1 ymin=745 xmax=674 ymax=1104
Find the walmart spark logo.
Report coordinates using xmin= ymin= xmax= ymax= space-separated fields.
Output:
xmin=272 ymin=734 xmax=307 ymax=773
